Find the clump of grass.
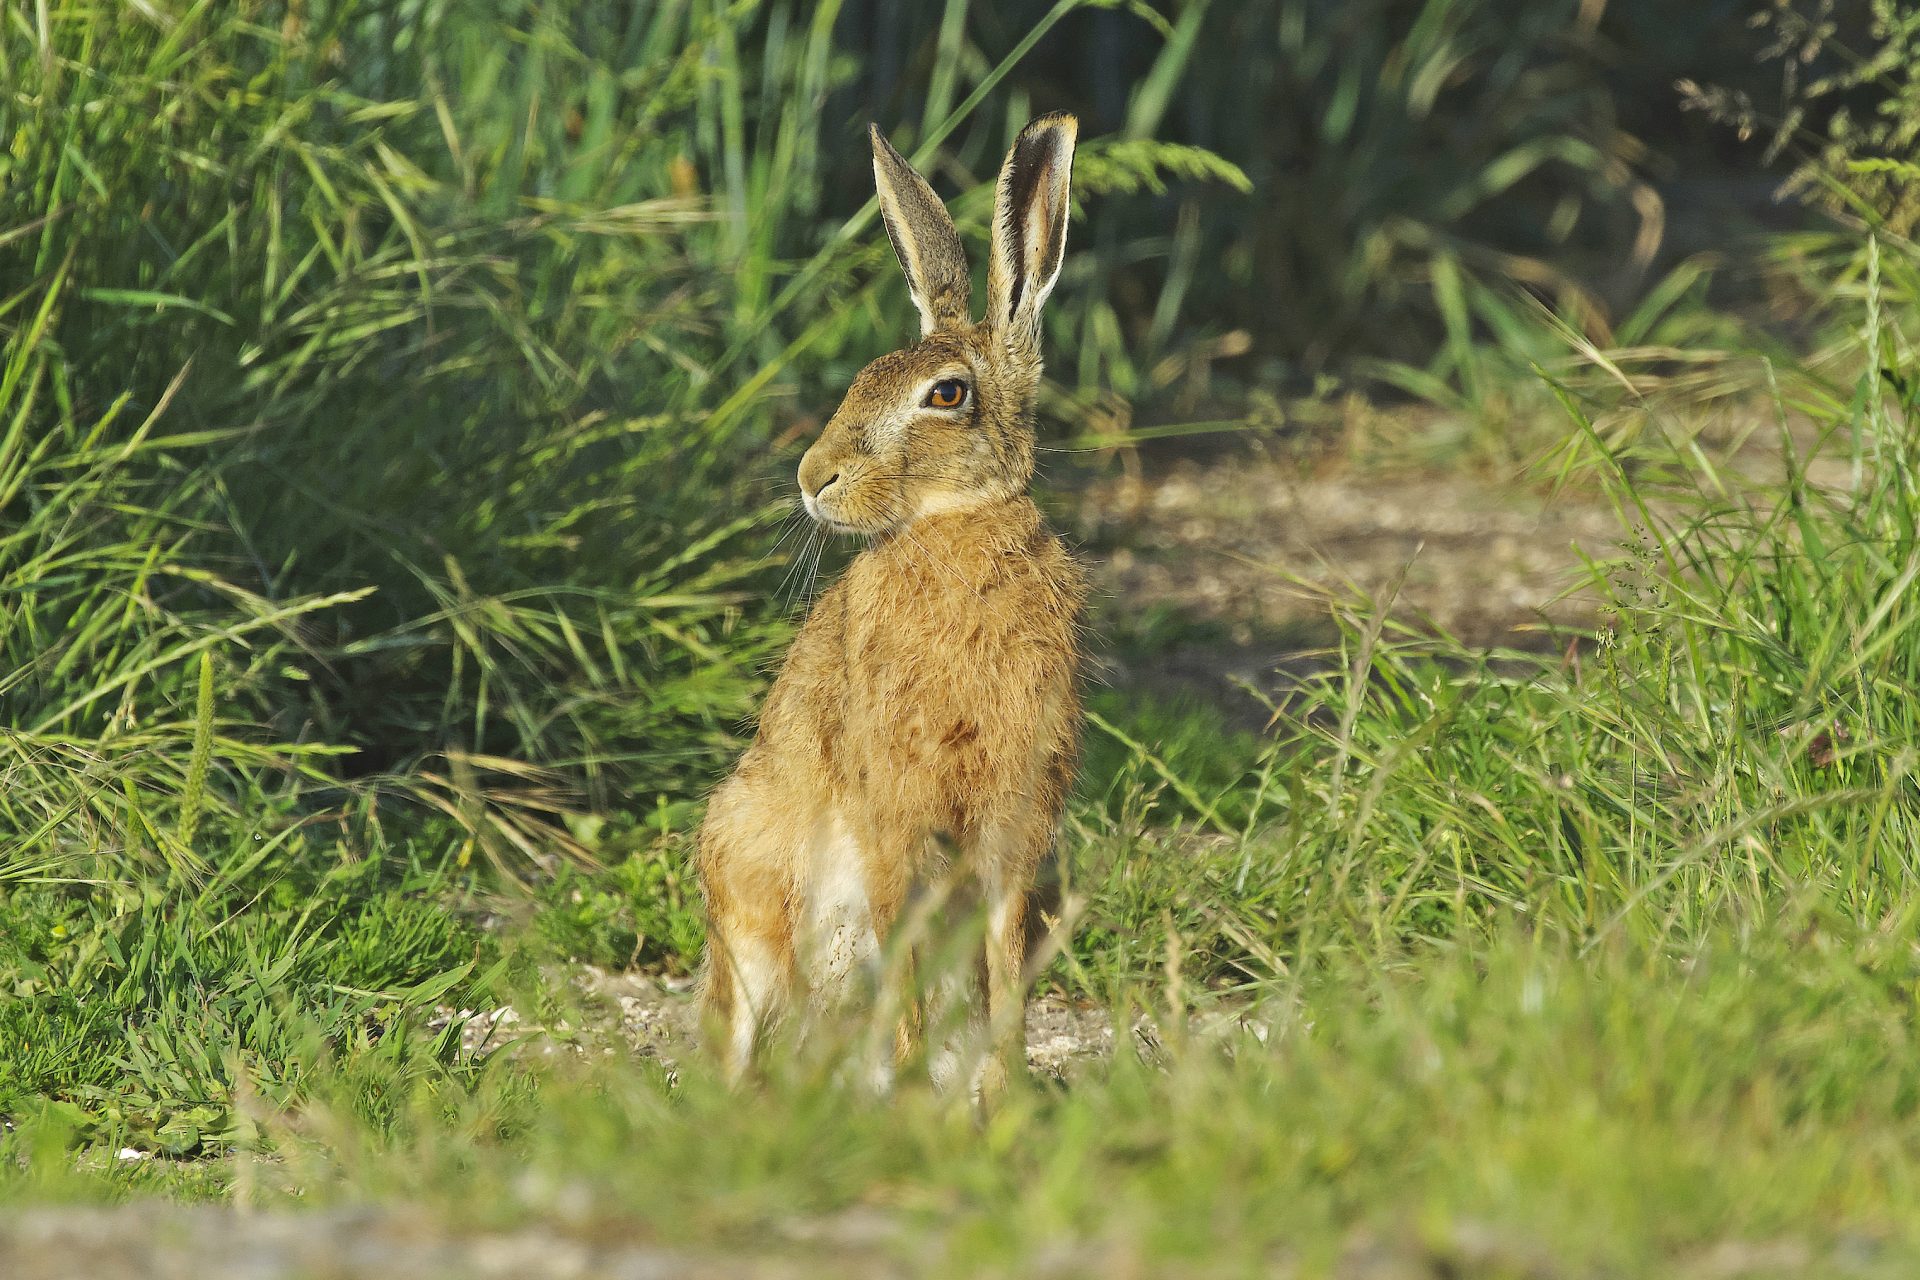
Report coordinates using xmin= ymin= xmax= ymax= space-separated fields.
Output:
xmin=0 ymin=264 xmax=360 ymax=868
xmin=0 ymin=837 xmax=495 ymax=1155
xmin=523 ymin=841 xmax=705 ymax=973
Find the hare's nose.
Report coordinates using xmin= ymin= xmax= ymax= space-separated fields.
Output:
xmin=800 ymin=471 xmax=842 ymax=521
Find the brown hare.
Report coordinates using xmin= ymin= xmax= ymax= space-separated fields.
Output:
xmin=697 ymin=114 xmax=1086 ymax=1096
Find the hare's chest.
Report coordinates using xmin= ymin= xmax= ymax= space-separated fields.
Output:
xmin=842 ymin=577 xmax=995 ymax=712
xmin=833 ymin=582 xmax=1002 ymax=769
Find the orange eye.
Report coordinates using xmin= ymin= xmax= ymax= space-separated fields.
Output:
xmin=925 ymin=378 xmax=969 ymax=410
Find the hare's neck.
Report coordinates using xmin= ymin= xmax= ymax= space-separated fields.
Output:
xmin=866 ymin=496 xmax=1041 ymax=584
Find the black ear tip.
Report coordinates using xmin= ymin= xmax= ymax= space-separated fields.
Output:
xmin=1023 ymin=111 xmax=1079 ymax=142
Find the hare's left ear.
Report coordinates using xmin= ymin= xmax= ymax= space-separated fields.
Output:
xmin=870 ymin=124 xmax=972 ymax=336
xmin=986 ymin=113 xmax=1077 ymax=348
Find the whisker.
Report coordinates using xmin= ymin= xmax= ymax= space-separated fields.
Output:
xmin=799 ymin=534 xmax=825 ymax=609
xmin=801 ymin=531 xmax=827 ymax=608
xmin=776 ymin=525 xmax=819 ymax=611
xmin=759 ymin=508 xmax=809 ymax=565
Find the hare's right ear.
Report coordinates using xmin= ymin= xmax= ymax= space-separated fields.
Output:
xmin=986 ymin=113 xmax=1077 ymax=350
xmin=870 ymin=125 xmax=972 ymax=336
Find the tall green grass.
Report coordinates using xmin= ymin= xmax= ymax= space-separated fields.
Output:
xmin=1086 ymin=250 xmax=1920 ymax=1000
xmin=0 ymin=262 xmax=359 ymax=866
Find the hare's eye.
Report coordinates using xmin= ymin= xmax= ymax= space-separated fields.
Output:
xmin=925 ymin=378 xmax=969 ymax=410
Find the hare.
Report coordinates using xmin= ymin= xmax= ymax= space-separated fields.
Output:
xmin=697 ymin=114 xmax=1086 ymax=1096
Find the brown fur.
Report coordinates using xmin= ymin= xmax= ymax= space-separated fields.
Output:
xmin=697 ymin=115 xmax=1085 ymax=1095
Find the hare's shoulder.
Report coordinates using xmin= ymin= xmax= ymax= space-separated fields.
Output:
xmin=992 ymin=521 xmax=1088 ymax=638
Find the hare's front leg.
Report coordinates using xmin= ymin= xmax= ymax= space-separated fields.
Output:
xmin=702 ymin=914 xmax=791 ymax=1083
xmin=800 ymin=811 xmax=883 ymax=1004
xmin=697 ymin=769 xmax=803 ymax=1083
xmin=974 ymin=812 xmax=1055 ymax=1102
xmin=810 ymin=811 xmax=925 ymax=1090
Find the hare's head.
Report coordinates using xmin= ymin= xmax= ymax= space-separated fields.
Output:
xmin=798 ymin=114 xmax=1076 ymax=534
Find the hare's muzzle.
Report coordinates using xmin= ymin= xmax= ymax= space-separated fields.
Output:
xmin=801 ymin=470 xmax=843 ymax=519
xmin=797 ymin=443 xmax=846 ymax=520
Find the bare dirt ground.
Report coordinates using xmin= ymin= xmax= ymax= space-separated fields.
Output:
xmin=0 ymin=1205 xmax=872 ymax=1280
xmin=1071 ymin=439 xmax=1629 ymax=717
xmin=456 ymin=969 xmax=1125 ymax=1085
xmin=0 ymin=1199 xmax=1853 ymax=1279
xmin=1086 ymin=452 xmax=1620 ymax=643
